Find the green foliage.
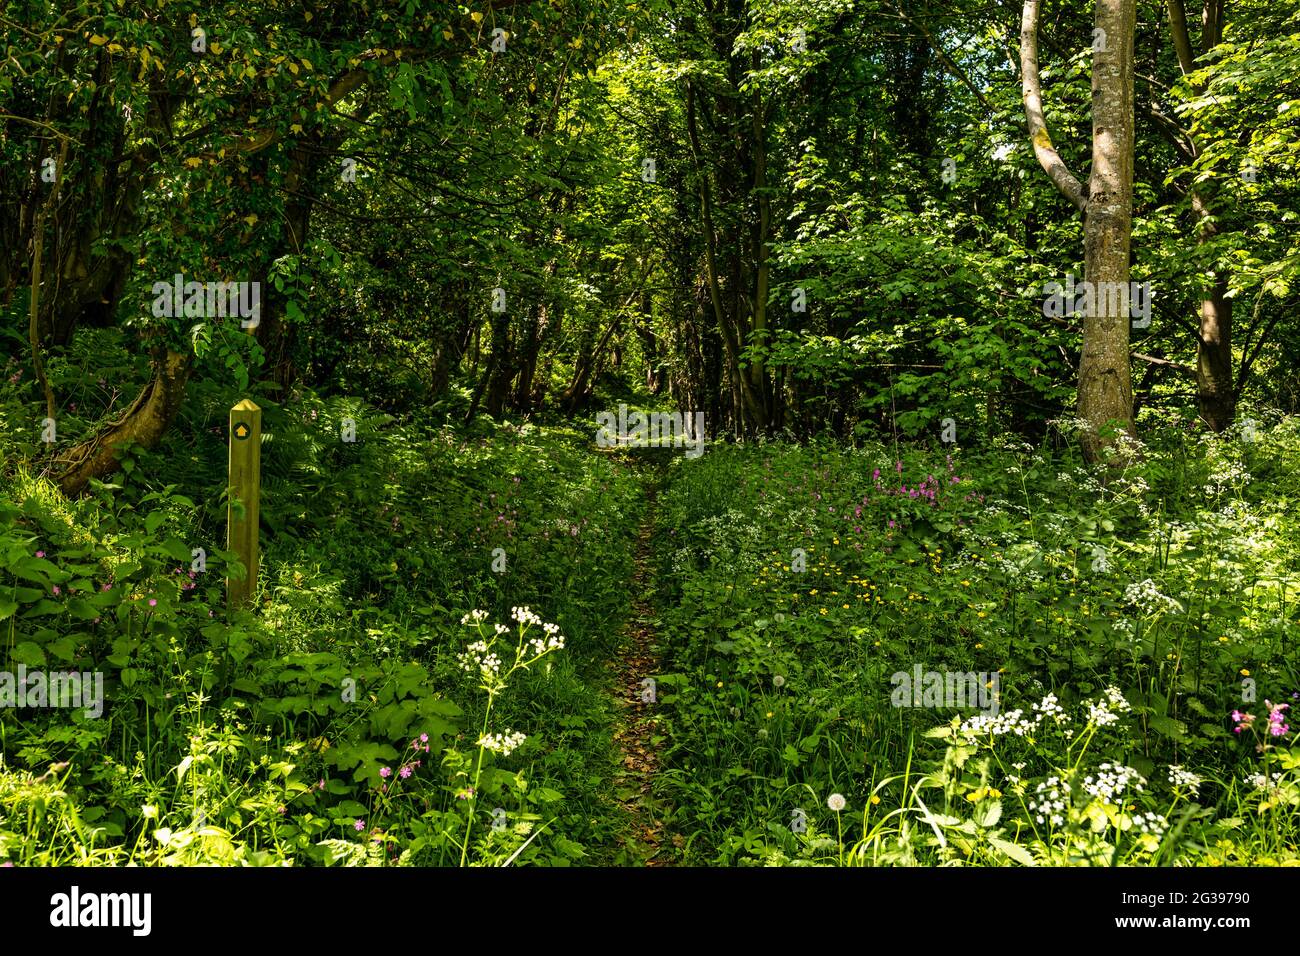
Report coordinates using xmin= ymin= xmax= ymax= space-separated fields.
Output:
xmin=0 ymin=392 xmax=641 ymax=866
xmin=649 ymin=421 xmax=1300 ymax=864
xmin=2 ymin=0 xmax=1299 ymax=875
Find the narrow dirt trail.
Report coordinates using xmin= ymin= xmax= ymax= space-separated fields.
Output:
xmin=608 ymin=475 xmax=677 ymax=865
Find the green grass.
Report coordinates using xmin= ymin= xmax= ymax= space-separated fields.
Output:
xmin=0 ymin=388 xmax=646 ymax=865
xmin=648 ymin=419 xmax=1300 ymax=865
xmin=3 ymin=368 xmax=1298 ymax=866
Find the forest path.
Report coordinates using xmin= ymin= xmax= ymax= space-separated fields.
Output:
xmin=607 ymin=467 xmax=678 ymax=865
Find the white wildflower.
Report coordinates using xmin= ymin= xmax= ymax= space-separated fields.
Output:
xmin=1124 ymin=579 xmax=1183 ymax=616
xmin=1086 ymin=686 xmax=1130 ymax=727
xmin=477 ymin=730 xmax=527 ymax=756
xmin=1033 ymin=694 xmax=1070 ymax=725
xmin=1166 ymin=765 xmax=1201 ymax=795
xmin=459 ymin=639 xmax=502 ymax=677
xmin=960 ymin=708 xmax=1040 ymax=738
xmin=511 ymin=606 xmax=543 ymax=627
xmin=1248 ymin=772 xmax=1284 ymax=792
xmin=1029 ymin=776 xmax=1068 ymax=827
xmin=1081 ymin=763 xmax=1146 ymax=804
xmin=1131 ymin=811 xmax=1166 ymax=837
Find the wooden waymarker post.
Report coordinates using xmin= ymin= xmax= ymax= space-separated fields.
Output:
xmin=227 ymin=399 xmax=262 ymax=610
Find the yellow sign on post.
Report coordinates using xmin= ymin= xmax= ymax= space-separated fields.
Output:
xmin=227 ymin=399 xmax=261 ymax=610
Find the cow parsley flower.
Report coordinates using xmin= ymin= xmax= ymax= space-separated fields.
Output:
xmin=1033 ymin=693 xmax=1069 ymax=725
xmin=1124 ymin=579 xmax=1183 ymax=616
xmin=960 ymin=708 xmax=1039 ymax=738
xmin=1085 ymin=686 xmax=1130 ymax=727
xmin=478 ymin=730 xmax=527 ymax=756
xmin=459 ymin=639 xmax=502 ymax=677
xmin=1131 ymin=811 xmax=1166 ymax=837
xmin=1029 ymin=776 xmax=1068 ymax=827
xmin=1248 ymin=771 xmax=1284 ymax=791
xmin=527 ymin=632 xmax=566 ymax=656
xmin=1081 ymin=763 xmax=1146 ymax=804
xmin=1167 ymin=765 xmax=1201 ymax=795
xmin=511 ymin=606 xmax=543 ymax=627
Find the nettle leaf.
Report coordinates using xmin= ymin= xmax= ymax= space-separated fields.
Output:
xmin=1148 ymin=715 xmax=1187 ymax=739
xmin=160 ymin=538 xmax=191 ymax=562
xmin=10 ymin=641 xmax=46 ymax=666
xmin=24 ymin=599 xmax=64 ymax=617
xmin=987 ymin=834 xmax=1036 ymax=866
xmin=975 ymin=800 xmax=1003 ymax=829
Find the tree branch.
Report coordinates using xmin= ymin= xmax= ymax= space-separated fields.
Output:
xmin=1133 ymin=351 xmax=1194 ymax=375
xmin=1166 ymin=0 xmax=1197 ymax=72
xmin=1236 ymin=296 xmax=1285 ymax=395
xmin=894 ymin=3 xmax=994 ymax=112
xmin=1143 ymin=99 xmax=1195 ymax=160
xmin=209 ymin=0 xmax=540 ymax=161
xmin=1019 ymin=0 xmax=1087 ymax=212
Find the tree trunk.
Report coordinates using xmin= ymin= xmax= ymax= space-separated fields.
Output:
xmin=513 ymin=303 xmax=542 ymax=411
xmin=1020 ymin=0 xmax=1136 ymax=461
xmin=256 ymin=136 xmax=331 ymax=391
xmin=685 ymin=81 xmax=767 ymax=435
xmin=56 ymin=349 xmax=192 ymax=496
xmin=1197 ymin=278 xmax=1235 ymax=430
xmin=28 ymin=138 xmax=67 ymax=423
xmin=635 ymin=290 xmax=661 ymax=394
xmin=749 ymin=62 xmax=773 ymax=426
xmin=484 ymin=308 xmax=514 ymax=419
xmin=529 ymin=298 xmax=563 ymax=410
xmin=1169 ymin=1 xmax=1235 ymax=431
xmin=430 ymin=284 xmax=474 ymax=398
xmin=1076 ymin=0 xmax=1137 ymax=460
xmin=561 ymin=321 xmax=601 ymax=412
